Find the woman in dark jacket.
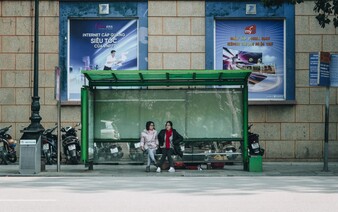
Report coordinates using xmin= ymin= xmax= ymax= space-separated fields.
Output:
xmin=156 ymin=121 xmax=183 ymax=173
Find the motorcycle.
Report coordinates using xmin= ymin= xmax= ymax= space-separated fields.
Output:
xmin=248 ymin=124 xmax=264 ymax=156
xmin=222 ymin=141 xmax=238 ymax=160
xmin=0 ymin=125 xmax=17 ymax=165
xmin=61 ymin=123 xmax=81 ymax=164
xmin=128 ymin=142 xmax=144 ymax=162
xmin=41 ymin=125 xmax=59 ymax=165
xmin=94 ymin=142 xmax=124 ymax=162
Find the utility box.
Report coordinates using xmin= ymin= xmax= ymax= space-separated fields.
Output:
xmin=19 ymin=136 xmax=41 ymax=174
xmin=249 ymin=156 xmax=262 ymax=172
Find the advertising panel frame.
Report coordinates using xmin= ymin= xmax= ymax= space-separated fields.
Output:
xmin=67 ymin=18 xmax=139 ymax=100
xmin=59 ymin=1 xmax=148 ymax=102
xmin=214 ymin=18 xmax=286 ymax=100
xmin=205 ymin=1 xmax=295 ymax=103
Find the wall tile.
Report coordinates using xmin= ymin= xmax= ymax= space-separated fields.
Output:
xmin=296 ymin=87 xmax=309 ymax=104
xmin=148 ymin=1 xmax=176 ymax=17
xmin=296 ymin=105 xmax=323 ymax=122
xmin=323 ymin=35 xmax=338 ymax=52
xmin=16 ymin=54 xmax=32 ymax=70
xmin=266 ymin=106 xmax=295 ymax=122
xmin=296 ymin=35 xmax=321 ymax=52
xmin=265 ymin=140 xmax=295 ymax=159
xmin=177 ymin=36 xmax=204 ymax=52
xmin=148 ymin=53 xmax=162 ymax=69
xmin=0 ymin=88 xmax=15 ymax=104
xmin=248 ymin=106 xmax=266 ymax=122
xmin=149 ymin=36 xmax=176 ymax=52
xmin=254 ymin=123 xmax=280 ymax=140
xmin=0 ymin=17 xmax=15 ymax=35
xmin=177 ymin=1 xmax=204 ymax=17
xmin=163 ymin=17 xmax=190 ymax=35
xmin=309 ymin=123 xmax=336 ymax=140
xmin=190 ymin=53 xmax=205 ymax=70
xmin=281 ymin=123 xmax=309 ymax=140
xmin=295 ymin=16 xmax=308 ymax=34
xmin=0 ymin=54 xmax=15 ymax=70
xmin=15 ymin=88 xmax=31 ymax=105
xmin=148 ymin=17 xmax=162 ymax=35
xmin=163 ymin=53 xmax=190 ymax=69
xmin=295 ymin=140 xmax=323 ymax=159
xmin=2 ymin=36 xmax=31 ymax=53
xmin=191 ymin=17 xmax=205 ymax=35
xmin=2 ymin=1 xmax=31 ymax=16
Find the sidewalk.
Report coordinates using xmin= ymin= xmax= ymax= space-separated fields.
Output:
xmin=1 ymin=162 xmax=338 ymax=177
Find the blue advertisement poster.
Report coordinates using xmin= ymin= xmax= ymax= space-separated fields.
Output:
xmin=330 ymin=54 xmax=338 ymax=87
xmin=215 ymin=20 xmax=285 ymax=100
xmin=317 ymin=52 xmax=331 ymax=86
xmin=310 ymin=53 xmax=338 ymax=87
xmin=309 ymin=53 xmax=319 ymax=86
xmin=68 ymin=19 xmax=138 ymax=100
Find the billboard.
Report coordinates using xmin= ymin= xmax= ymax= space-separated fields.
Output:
xmin=215 ymin=20 xmax=285 ymax=100
xmin=68 ymin=19 xmax=138 ymax=100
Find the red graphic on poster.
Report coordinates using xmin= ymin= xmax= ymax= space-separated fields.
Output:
xmin=244 ymin=25 xmax=256 ymax=34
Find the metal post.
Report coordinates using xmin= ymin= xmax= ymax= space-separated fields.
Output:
xmin=57 ymin=99 xmax=61 ymax=172
xmin=81 ymin=88 xmax=88 ymax=163
xmin=243 ymin=83 xmax=249 ymax=171
xmin=55 ymin=67 xmax=61 ymax=172
xmin=323 ymin=86 xmax=330 ymax=172
xmin=23 ymin=0 xmax=44 ymax=134
xmin=19 ymin=0 xmax=44 ymax=174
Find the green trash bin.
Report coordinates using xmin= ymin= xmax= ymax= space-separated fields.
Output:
xmin=249 ymin=155 xmax=262 ymax=172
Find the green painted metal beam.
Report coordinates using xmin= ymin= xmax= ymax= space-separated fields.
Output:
xmin=82 ymin=70 xmax=251 ymax=87
xmin=243 ymin=83 xmax=249 ymax=171
xmin=81 ymin=87 xmax=88 ymax=162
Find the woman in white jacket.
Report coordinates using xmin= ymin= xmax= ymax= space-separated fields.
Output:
xmin=140 ymin=121 xmax=159 ymax=172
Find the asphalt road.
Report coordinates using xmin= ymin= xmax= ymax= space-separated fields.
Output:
xmin=1 ymin=176 xmax=338 ymax=212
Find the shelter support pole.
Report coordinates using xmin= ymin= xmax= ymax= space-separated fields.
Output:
xmin=243 ymin=83 xmax=249 ymax=171
xmin=81 ymin=87 xmax=89 ymax=164
xmin=323 ymin=86 xmax=330 ymax=172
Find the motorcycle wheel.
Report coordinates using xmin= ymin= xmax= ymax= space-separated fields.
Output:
xmin=6 ymin=153 xmax=17 ymax=163
xmin=46 ymin=155 xmax=52 ymax=165
xmin=0 ymin=152 xmax=8 ymax=165
xmin=50 ymin=154 xmax=62 ymax=165
xmin=70 ymin=156 xmax=78 ymax=164
xmin=67 ymin=150 xmax=78 ymax=164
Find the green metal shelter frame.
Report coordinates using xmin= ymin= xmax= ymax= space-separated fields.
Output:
xmin=81 ymin=70 xmax=251 ymax=170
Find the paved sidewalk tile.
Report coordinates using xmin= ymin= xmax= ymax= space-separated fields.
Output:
xmin=1 ymin=162 xmax=338 ymax=177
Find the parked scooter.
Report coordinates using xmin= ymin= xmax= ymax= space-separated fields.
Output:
xmin=222 ymin=141 xmax=238 ymax=160
xmin=248 ymin=124 xmax=264 ymax=156
xmin=94 ymin=142 xmax=124 ymax=161
xmin=105 ymin=143 xmax=124 ymax=161
xmin=61 ymin=123 xmax=81 ymax=164
xmin=0 ymin=125 xmax=17 ymax=165
xmin=41 ymin=125 xmax=59 ymax=165
xmin=129 ymin=142 xmax=144 ymax=161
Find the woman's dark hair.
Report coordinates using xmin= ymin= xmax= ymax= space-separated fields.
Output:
xmin=146 ymin=121 xmax=155 ymax=130
xmin=165 ymin=121 xmax=173 ymax=127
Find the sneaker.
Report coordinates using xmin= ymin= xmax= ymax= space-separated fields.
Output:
xmin=156 ymin=167 xmax=161 ymax=173
xmin=146 ymin=166 xmax=150 ymax=172
xmin=168 ymin=167 xmax=175 ymax=173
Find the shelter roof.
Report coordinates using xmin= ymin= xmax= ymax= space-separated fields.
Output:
xmin=82 ymin=70 xmax=251 ymax=87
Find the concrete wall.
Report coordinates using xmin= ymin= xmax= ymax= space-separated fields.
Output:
xmin=1 ymin=0 xmax=338 ymax=161
xmin=0 ymin=0 xmax=61 ymax=143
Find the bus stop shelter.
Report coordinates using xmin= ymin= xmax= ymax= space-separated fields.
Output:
xmin=81 ymin=70 xmax=253 ymax=171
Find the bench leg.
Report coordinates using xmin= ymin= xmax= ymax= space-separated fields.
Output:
xmin=88 ymin=161 xmax=94 ymax=170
